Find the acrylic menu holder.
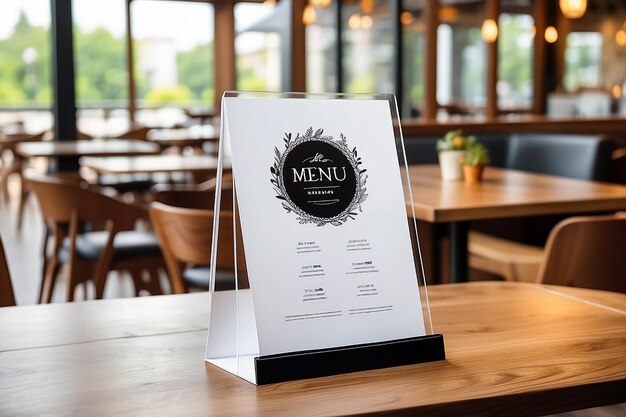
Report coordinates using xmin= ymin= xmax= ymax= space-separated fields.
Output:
xmin=205 ymin=92 xmax=445 ymax=385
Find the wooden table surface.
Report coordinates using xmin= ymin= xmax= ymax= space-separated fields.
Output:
xmin=1 ymin=282 xmax=624 ymax=416
xmin=80 ymin=154 xmax=227 ymax=175
xmin=15 ymin=139 xmax=161 ymax=158
xmin=407 ymin=165 xmax=626 ymax=223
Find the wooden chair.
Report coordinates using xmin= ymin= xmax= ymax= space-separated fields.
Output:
xmin=28 ymin=175 xmax=164 ymax=302
xmin=150 ymin=203 xmax=240 ymax=293
xmin=115 ymin=125 xmax=152 ymax=141
xmin=537 ymin=214 xmax=626 ymax=293
xmin=150 ymin=174 xmax=233 ymax=210
xmin=469 ymin=232 xmax=543 ymax=282
xmin=0 ymin=233 xmax=16 ymax=307
xmin=0 ymin=131 xmax=46 ymax=203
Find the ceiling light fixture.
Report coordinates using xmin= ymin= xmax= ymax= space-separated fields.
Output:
xmin=616 ymin=30 xmax=626 ymax=47
xmin=310 ymin=0 xmax=331 ymax=8
xmin=481 ymin=19 xmax=498 ymax=43
xmin=559 ymin=0 xmax=587 ymax=19
xmin=303 ymin=4 xmax=316 ymax=25
xmin=400 ymin=11 xmax=413 ymax=26
xmin=545 ymin=26 xmax=558 ymax=43
xmin=348 ymin=13 xmax=361 ymax=30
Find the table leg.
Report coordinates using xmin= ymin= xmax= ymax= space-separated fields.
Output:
xmin=449 ymin=221 xmax=469 ymax=283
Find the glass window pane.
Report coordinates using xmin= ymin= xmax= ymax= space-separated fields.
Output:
xmin=131 ymin=0 xmax=214 ymax=115
xmin=235 ymin=2 xmax=283 ymax=92
xmin=0 ymin=0 xmax=53 ymax=132
xmin=564 ymin=32 xmax=603 ymax=91
xmin=73 ymin=0 xmax=128 ymax=136
xmin=306 ymin=1 xmax=337 ymax=93
xmin=402 ymin=0 xmax=425 ymax=118
xmin=342 ymin=0 xmax=393 ymax=94
xmin=437 ymin=3 xmax=486 ymax=116
xmin=498 ymin=14 xmax=533 ymax=110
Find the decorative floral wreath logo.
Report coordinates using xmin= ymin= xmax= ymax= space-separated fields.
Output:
xmin=270 ymin=127 xmax=368 ymax=227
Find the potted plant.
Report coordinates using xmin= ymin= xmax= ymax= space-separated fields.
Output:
xmin=437 ymin=130 xmax=475 ymax=180
xmin=461 ymin=142 xmax=490 ymax=183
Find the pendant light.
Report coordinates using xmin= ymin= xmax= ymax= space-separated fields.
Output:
xmin=559 ymin=0 xmax=587 ymax=19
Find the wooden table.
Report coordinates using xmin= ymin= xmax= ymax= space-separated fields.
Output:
xmin=1 ymin=282 xmax=624 ymax=416
xmin=408 ymin=165 xmax=626 ymax=283
xmin=147 ymin=128 xmax=218 ymax=151
xmin=80 ymin=154 xmax=226 ymax=176
xmin=15 ymin=139 xmax=161 ymax=158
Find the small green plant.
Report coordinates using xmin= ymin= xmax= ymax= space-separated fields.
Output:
xmin=462 ymin=142 xmax=491 ymax=166
xmin=436 ymin=129 xmax=476 ymax=152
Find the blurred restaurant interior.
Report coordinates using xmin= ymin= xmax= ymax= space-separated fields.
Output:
xmin=0 ymin=0 xmax=625 ymax=415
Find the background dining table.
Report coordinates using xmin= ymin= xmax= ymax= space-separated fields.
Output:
xmin=79 ymin=154 xmax=227 ymax=176
xmin=0 ymin=281 xmax=624 ymax=416
xmin=15 ymin=139 xmax=161 ymax=159
xmin=407 ymin=165 xmax=626 ymax=283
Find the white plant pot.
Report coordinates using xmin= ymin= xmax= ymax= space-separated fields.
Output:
xmin=438 ymin=150 xmax=465 ymax=181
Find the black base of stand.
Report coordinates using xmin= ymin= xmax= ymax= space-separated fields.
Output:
xmin=254 ymin=334 xmax=445 ymax=385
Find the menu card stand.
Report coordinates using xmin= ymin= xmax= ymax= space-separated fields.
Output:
xmin=205 ymin=92 xmax=445 ymax=385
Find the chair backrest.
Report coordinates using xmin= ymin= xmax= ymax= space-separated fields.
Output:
xmin=115 ymin=126 xmax=152 ymax=141
xmin=0 ymin=131 xmax=46 ymax=152
xmin=151 ymin=174 xmax=234 ymax=210
xmin=611 ymin=148 xmax=626 ymax=185
xmin=28 ymin=175 xmax=147 ymax=230
xmin=0 ymin=233 xmax=16 ymax=307
xmin=537 ymin=214 xmax=626 ymax=293
xmin=149 ymin=203 xmax=236 ymax=293
xmin=506 ymin=134 xmax=613 ymax=181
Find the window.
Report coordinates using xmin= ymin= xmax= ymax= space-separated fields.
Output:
xmin=402 ymin=0 xmax=425 ymax=118
xmin=306 ymin=1 xmax=337 ymax=93
xmin=342 ymin=0 xmax=393 ymax=94
xmin=498 ymin=14 xmax=533 ymax=110
xmin=564 ymin=32 xmax=603 ymax=91
xmin=0 ymin=0 xmax=52 ymax=132
xmin=131 ymin=0 xmax=214 ymax=119
xmin=437 ymin=23 xmax=486 ymax=114
xmin=235 ymin=2 xmax=283 ymax=92
xmin=73 ymin=0 xmax=128 ymax=135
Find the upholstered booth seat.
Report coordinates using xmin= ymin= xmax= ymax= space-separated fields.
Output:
xmin=506 ymin=134 xmax=613 ymax=181
xmin=403 ymin=133 xmax=613 ymax=181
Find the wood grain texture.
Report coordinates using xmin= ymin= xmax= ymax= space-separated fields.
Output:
xmin=407 ymin=165 xmax=626 ymax=222
xmin=1 ymin=282 xmax=624 ymax=416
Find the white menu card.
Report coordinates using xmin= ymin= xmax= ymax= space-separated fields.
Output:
xmin=223 ymin=96 xmax=425 ymax=356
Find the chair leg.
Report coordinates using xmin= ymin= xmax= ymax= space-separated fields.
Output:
xmin=17 ymin=187 xmax=30 ymax=231
xmin=0 ymin=171 xmax=9 ymax=202
xmin=48 ymin=263 xmax=62 ymax=303
xmin=40 ymin=256 xmax=59 ymax=304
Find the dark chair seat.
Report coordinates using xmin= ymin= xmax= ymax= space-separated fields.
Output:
xmin=98 ymin=174 xmax=155 ymax=194
xmin=183 ymin=266 xmax=236 ymax=291
xmin=61 ymin=231 xmax=161 ymax=263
